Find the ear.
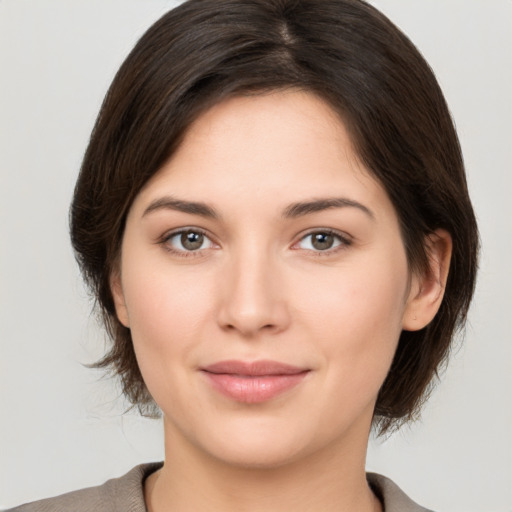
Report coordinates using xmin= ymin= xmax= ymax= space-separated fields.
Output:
xmin=402 ymin=229 xmax=452 ymax=331
xmin=110 ymin=268 xmax=130 ymax=328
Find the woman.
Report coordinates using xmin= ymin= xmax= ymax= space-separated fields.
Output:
xmin=7 ymin=0 xmax=478 ymax=511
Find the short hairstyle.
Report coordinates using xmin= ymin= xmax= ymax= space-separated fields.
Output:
xmin=70 ymin=0 xmax=478 ymax=433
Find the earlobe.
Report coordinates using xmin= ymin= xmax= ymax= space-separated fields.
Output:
xmin=110 ymin=269 xmax=130 ymax=328
xmin=402 ymin=229 xmax=452 ymax=331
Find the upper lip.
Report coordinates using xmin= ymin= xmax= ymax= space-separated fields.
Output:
xmin=201 ymin=360 xmax=308 ymax=376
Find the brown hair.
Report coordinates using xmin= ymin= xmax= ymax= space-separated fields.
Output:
xmin=70 ymin=0 xmax=478 ymax=433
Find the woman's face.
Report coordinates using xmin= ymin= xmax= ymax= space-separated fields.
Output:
xmin=113 ymin=90 xmax=421 ymax=468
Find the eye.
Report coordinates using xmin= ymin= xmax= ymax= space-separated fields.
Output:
xmin=164 ymin=229 xmax=215 ymax=253
xmin=295 ymin=230 xmax=350 ymax=252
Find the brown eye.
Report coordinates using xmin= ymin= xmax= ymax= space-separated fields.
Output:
xmin=164 ymin=229 xmax=214 ymax=254
xmin=311 ymin=232 xmax=335 ymax=250
xmin=296 ymin=230 xmax=348 ymax=253
xmin=180 ymin=231 xmax=205 ymax=250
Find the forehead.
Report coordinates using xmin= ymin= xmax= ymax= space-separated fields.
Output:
xmin=132 ymin=90 xmax=394 ymax=221
xmin=176 ymin=89 xmax=355 ymax=174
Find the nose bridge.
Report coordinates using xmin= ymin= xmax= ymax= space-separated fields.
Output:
xmin=217 ymin=240 xmax=288 ymax=336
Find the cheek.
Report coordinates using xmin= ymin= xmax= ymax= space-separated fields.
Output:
xmin=120 ymin=263 xmax=222 ymax=418
xmin=293 ymin=253 xmax=409 ymax=379
xmin=122 ymin=237 xmax=216 ymax=326
xmin=120 ymin=256 xmax=217 ymax=375
xmin=288 ymin=258 xmax=409 ymax=434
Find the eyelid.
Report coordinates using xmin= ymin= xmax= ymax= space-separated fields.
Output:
xmin=158 ymin=226 xmax=219 ymax=257
xmin=156 ymin=226 xmax=352 ymax=257
xmin=291 ymin=228 xmax=353 ymax=254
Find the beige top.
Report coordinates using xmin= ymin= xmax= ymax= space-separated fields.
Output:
xmin=6 ymin=463 xmax=433 ymax=512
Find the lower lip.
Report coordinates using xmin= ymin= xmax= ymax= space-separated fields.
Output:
xmin=202 ymin=371 xmax=309 ymax=403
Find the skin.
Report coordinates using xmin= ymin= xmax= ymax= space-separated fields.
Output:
xmin=111 ymin=90 xmax=451 ymax=512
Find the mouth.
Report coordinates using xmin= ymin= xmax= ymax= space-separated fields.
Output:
xmin=200 ymin=360 xmax=310 ymax=404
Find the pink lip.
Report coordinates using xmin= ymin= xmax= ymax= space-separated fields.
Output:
xmin=201 ymin=360 xmax=310 ymax=403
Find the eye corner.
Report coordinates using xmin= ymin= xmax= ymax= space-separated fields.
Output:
xmin=158 ymin=227 xmax=219 ymax=258
xmin=292 ymin=228 xmax=353 ymax=255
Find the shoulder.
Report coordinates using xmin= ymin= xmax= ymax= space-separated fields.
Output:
xmin=367 ymin=473 xmax=435 ymax=512
xmin=4 ymin=463 xmax=163 ymax=512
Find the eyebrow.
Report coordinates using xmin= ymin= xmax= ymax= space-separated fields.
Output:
xmin=142 ymin=195 xmax=374 ymax=220
xmin=283 ymin=197 xmax=375 ymax=219
xmin=143 ymin=196 xmax=219 ymax=219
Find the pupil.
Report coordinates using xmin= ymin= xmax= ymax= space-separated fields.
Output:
xmin=312 ymin=233 xmax=333 ymax=250
xmin=181 ymin=231 xmax=203 ymax=250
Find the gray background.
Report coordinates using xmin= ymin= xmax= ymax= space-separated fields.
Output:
xmin=1 ymin=1 xmax=511 ymax=510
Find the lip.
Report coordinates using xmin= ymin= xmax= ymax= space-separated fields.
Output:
xmin=200 ymin=360 xmax=310 ymax=403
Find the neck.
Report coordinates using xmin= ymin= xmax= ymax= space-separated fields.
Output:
xmin=145 ymin=420 xmax=381 ymax=512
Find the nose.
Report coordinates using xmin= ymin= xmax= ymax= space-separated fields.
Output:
xmin=216 ymin=247 xmax=290 ymax=338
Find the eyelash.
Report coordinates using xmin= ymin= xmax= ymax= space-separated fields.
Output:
xmin=158 ymin=228 xmax=352 ymax=258
xmin=159 ymin=227 xmax=216 ymax=258
xmin=292 ymin=229 xmax=352 ymax=257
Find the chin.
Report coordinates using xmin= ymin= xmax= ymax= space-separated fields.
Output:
xmin=188 ymin=415 xmax=315 ymax=470
xmin=207 ymin=438 xmax=307 ymax=470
